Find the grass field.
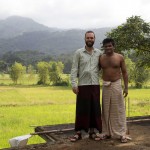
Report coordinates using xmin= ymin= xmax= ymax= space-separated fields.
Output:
xmin=0 ymin=74 xmax=38 ymax=85
xmin=0 ymin=104 xmax=75 ymax=148
xmin=0 ymin=74 xmax=150 ymax=149
xmin=0 ymin=85 xmax=76 ymax=148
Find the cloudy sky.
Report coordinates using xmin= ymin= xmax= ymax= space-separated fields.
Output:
xmin=0 ymin=0 xmax=149 ymax=29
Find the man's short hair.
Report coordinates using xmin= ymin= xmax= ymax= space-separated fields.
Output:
xmin=102 ymin=38 xmax=115 ymax=46
xmin=85 ymin=31 xmax=95 ymax=38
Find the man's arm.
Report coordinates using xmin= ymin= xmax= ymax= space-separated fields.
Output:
xmin=120 ymin=55 xmax=128 ymax=97
xmin=99 ymin=55 xmax=102 ymax=70
xmin=70 ymin=51 xmax=80 ymax=94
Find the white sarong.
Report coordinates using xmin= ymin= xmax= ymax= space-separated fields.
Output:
xmin=102 ymin=79 xmax=126 ymax=138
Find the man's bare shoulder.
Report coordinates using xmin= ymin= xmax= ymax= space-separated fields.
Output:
xmin=100 ymin=53 xmax=106 ymax=59
xmin=114 ymin=53 xmax=124 ymax=59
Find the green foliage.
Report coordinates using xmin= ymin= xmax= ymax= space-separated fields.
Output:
xmin=49 ymin=61 xmax=64 ymax=85
xmin=57 ymin=53 xmax=73 ymax=74
xmin=37 ymin=62 xmax=49 ymax=85
xmin=53 ymin=75 xmax=70 ymax=86
xmin=125 ymin=55 xmax=150 ymax=88
xmin=36 ymin=61 xmax=66 ymax=85
xmin=133 ymin=67 xmax=150 ymax=88
xmin=27 ymin=65 xmax=36 ymax=83
xmin=10 ymin=62 xmax=26 ymax=84
xmin=27 ymin=65 xmax=35 ymax=74
xmin=129 ymin=51 xmax=150 ymax=87
xmin=107 ymin=16 xmax=150 ymax=67
xmin=125 ymin=56 xmax=135 ymax=83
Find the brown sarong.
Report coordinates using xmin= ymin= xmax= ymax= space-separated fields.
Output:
xmin=75 ymin=85 xmax=102 ymax=132
xmin=102 ymin=79 xmax=126 ymax=138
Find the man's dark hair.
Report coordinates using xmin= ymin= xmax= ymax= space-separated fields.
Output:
xmin=102 ymin=38 xmax=115 ymax=46
xmin=85 ymin=31 xmax=95 ymax=38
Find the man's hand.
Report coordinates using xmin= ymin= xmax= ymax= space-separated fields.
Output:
xmin=72 ymin=87 xmax=79 ymax=94
xmin=123 ymin=88 xmax=128 ymax=97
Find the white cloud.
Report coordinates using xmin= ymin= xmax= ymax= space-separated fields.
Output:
xmin=0 ymin=0 xmax=149 ymax=29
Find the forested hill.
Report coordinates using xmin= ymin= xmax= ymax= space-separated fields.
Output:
xmin=0 ymin=16 xmax=113 ymax=73
xmin=0 ymin=16 xmax=112 ymax=55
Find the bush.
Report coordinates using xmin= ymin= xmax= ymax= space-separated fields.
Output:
xmin=37 ymin=80 xmax=44 ymax=85
xmin=53 ymin=81 xmax=69 ymax=86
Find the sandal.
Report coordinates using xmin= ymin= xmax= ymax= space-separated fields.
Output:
xmin=120 ymin=136 xmax=132 ymax=143
xmin=70 ymin=133 xmax=82 ymax=142
xmin=89 ymin=132 xmax=101 ymax=141
xmin=100 ymin=134 xmax=111 ymax=140
xmin=120 ymin=136 xmax=127 ymax=143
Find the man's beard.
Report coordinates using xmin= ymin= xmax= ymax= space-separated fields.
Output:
xmin=86 ymin=41 xmax=94 ymax=47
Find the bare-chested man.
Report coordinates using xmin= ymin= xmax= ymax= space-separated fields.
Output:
xmin=99 ymin=38 xmax=131 ymax=143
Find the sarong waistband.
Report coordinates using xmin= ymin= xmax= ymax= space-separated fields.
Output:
xmin=103 ymin=79 xmax=121 ymax=86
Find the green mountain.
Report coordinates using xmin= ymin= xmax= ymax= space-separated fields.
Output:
xmin=0 ymin=16 xmax=112 ymax=55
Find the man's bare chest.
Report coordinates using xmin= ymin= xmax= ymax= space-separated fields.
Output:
xmin=101 ymin=58 xmax=121 ymax=68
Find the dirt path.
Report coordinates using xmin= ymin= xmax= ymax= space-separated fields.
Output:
xmin=4 ymin=119 xmax=150 ymax=150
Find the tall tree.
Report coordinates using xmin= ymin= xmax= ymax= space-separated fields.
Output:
xmin=10 ymin=62 xmax=26 ymax=84
xmin=133 ymin=66 xmax=150 ymax=88
xmin=49 ymin=61 xmax=64 ymax=85
xmin=27 ymin=65 xmax=36 ymax=83
xmin=125 ymin=56 xmax=135 ymax=83
xmin=37 ymin=61 xmax=49 ymax=85
xmin=107 ymin=16 xmax=150 ymax=67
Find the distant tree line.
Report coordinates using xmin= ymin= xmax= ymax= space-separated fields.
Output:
xmin=0 ymin=51 xmax=73 ymax=74
xmin=9 ymin=61 xmax=70 ymax=86
xmin=2 ymin=55 xmax=149 ymax=88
